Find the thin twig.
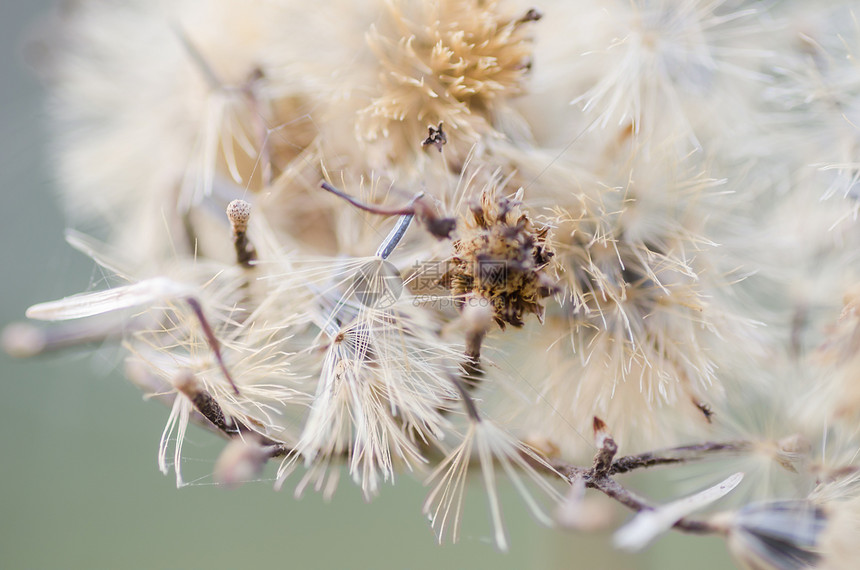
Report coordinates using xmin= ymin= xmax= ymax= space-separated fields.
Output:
xmin=539 ymin=425 xmax=736 ymax=538
xmin=184 ymin=297 xmax=240 ymax=394
xmin=321 ymin=182 xmax=418 ymax=216
xmin=448 ymin=373 xmax=483 ymax=422
xmin=321 ymin=181 xmax=456 ymax=239
xmin=610 ymin=441 xmax=752 ymax=475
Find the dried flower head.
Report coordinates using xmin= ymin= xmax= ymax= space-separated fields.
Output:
xmin=358 ymin=0 xmax=541 ymax=164
xmin=496 ymin=162 xmax=746 ymax=452
xmin=566 ymin=0 xmax=772 ymax=151
xmin=40 ymin=0 xmax=325 ymax=264
xmin=443 ymin=183 xmax=555 ymax=328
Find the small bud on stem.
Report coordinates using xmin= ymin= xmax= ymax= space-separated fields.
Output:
xmin=591 ymin=417 xmax=618 ymax=477
xmin=226 ymin=199 xmax=257 ymax=268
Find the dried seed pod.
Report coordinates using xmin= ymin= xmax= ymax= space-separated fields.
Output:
xmin=442 ymin=185 xmax=555 ymax=329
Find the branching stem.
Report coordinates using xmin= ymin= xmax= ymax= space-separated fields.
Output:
xmin=543 ymin=436 xmax=747 ymax=537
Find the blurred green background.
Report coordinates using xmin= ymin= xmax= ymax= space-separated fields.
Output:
xmin=0 ymin=2 xmax=735 ymax=568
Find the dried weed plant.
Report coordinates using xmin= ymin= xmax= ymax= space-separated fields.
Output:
xmin=6 ymin=1 xmax=860 ymax=567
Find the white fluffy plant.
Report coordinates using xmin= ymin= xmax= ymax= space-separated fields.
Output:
xmin=7 ymin=0 xmax=860 ymax=566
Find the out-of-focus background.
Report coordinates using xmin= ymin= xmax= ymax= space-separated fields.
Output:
xmin=0 ymin=2 xmax=735 ymax=568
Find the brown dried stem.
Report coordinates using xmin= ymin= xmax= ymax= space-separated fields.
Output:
xmin=539 ymin=422 xmax=744 ymax=537
xmin=184 ymin=297 xmax=240 ymax=395
xmin=320 ymin=181 xmax=456 ymax=239
xmin=176 ymin=372 xmax=290 ymax=458
xmin=609 ymin=440 xmax=752 ymax=475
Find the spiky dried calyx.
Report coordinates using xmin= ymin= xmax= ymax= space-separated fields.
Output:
xmin=443 ymin=187 xmax=555 ymax=328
